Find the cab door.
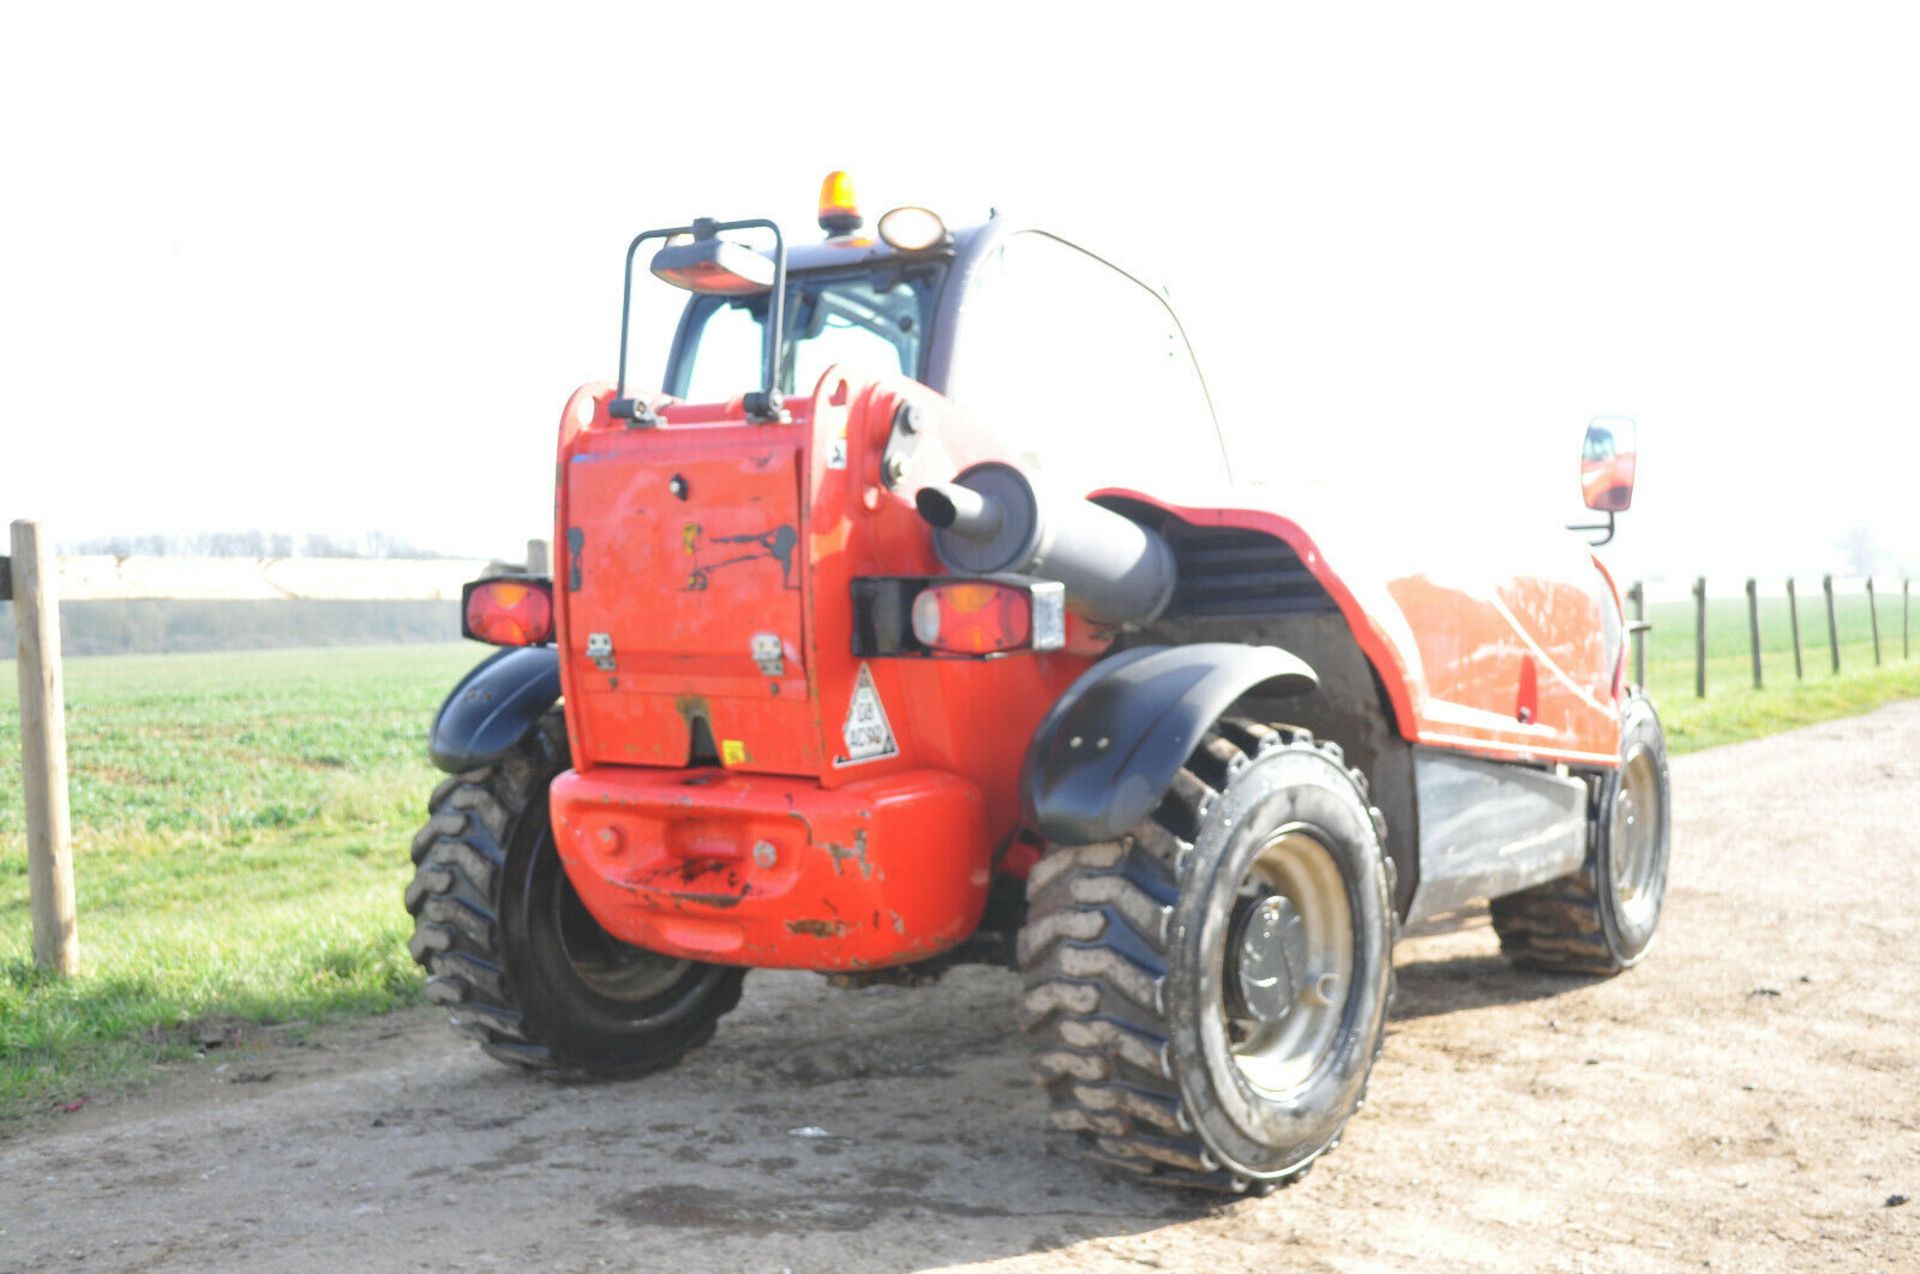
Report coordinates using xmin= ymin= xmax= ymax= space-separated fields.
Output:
xmin=942 ymin=230 xmax=1231 ymax=504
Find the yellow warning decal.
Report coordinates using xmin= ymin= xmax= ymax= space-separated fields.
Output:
xmin=720 ymin=739 xmax=747 ymax=766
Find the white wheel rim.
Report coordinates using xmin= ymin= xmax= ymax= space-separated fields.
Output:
xmin=1610 ymin=744 xmax=1664 ymax=935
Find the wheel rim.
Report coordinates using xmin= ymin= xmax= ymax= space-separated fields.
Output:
xmin=550 ymin=872 xmax=692 ymax=1004
xmin=1221 ymin=829 xmax=1355 ymax=1097
xmin=1609 ymin=743 xmax=1664 ymax=933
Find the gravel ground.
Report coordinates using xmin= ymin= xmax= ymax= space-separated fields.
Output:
xmin=2 ymin=702 xmax=1916 ymax=1272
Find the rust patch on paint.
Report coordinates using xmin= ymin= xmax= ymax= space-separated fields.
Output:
xmin=824 ymin=829 xmax=872 ymax=879
xmin=675 ymin=891 xmax=747 ymax=909
xmin=786 ymin=918 xmax=850 ymax=938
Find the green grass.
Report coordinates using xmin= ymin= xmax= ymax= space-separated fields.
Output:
xmin=0 ymin=643 xmax=484 ymax=1123
xmin=1641 ymin=590 xmax=1919 ymax=751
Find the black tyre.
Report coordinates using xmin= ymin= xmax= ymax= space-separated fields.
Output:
xmin=404 ymin=711 xmax=744 ymax=1075
xmin=1491 ymin=692 xmax=1671 ymax=975
xmin=1017 ymin=721 xmax=1395 ymax=1192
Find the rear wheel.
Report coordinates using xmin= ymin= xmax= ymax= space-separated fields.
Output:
xmin=1491 ymin=692 xmax=1671 ymax=975
xmin=1017 ymin=722 xmax=1395 ymax=1192
xmin=404 ymin=711 xmax=744 ymax=1075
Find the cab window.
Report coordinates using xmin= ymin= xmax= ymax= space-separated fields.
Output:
xmin=949 ymin=231 xmax=1228 ymax=497
xmin=670 ymin=266 xmax=940 ymax=402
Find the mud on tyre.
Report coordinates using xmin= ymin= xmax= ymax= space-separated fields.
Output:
xmin=404 ymin=710 xmax=744 ymax=1075
xmin=1017 ymin=720 xmax=1395 ymax=1192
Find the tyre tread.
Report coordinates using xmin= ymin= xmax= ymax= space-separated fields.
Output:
xmin=402 ymin=710 xmax=735 ymax=1077
xmin=1017 ymin=718 xmax=1377 ymax=1193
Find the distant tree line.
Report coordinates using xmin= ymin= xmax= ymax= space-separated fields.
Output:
xmin=57 ymin=530 xmax=451 ymax=559
xmin=0 ymin=599 xmax=462 ymax=658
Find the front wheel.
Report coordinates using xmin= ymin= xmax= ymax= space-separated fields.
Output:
xmin=404 ymin=711 xmax=744 ymax=1075
xmin=1491 ymin=691 xmax=1672 ymax=975
xmin=1017 ymin=722 xmax=1395 ymax=1192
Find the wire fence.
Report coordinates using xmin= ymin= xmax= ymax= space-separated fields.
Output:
xmin=1629 ymin=575 xmax=1912 ymax=698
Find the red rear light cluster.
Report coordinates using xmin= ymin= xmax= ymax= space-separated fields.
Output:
xmin=463 ymin=577 xmax=554 ymax=647
xmin=912 ymin=582 xmax=1033 ymax=654
xmin=850 ymin=575 xmax=1066 ymax=658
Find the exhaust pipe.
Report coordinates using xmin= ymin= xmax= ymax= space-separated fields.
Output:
xmin=915 ymin=462 xmax=1176 ymax=628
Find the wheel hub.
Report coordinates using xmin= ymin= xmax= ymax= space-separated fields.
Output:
xmin=1219 ymin=829 xmax=1356 ymax=1096
xmin=1226 ymin=892 xmax=1311 ymax=1025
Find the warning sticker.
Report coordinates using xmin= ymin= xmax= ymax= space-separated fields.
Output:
xmin=836 ymin=662 xmax=898 ymax=766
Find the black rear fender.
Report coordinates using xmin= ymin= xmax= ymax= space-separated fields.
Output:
xmin=430 ymin=647 xmax=562 ymax=773
xmin=1020 ymin=643 xmax=1317 ymax=845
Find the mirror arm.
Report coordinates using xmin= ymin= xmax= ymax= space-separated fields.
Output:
xmin=1565 ymin=509 xmax=1616 ymax=547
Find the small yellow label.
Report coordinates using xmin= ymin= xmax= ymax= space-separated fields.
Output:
xmin=720 ymin=739 xmax=747 ymax=766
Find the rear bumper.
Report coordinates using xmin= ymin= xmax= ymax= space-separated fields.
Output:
xmin=549 ymin=764 xmax=991 ymax=970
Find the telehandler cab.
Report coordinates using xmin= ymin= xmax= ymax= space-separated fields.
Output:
xmin=407 ymin=174 xmax=1670 ymax=1193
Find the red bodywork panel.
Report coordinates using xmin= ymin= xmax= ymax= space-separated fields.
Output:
xmin=550 ymin=371 xmax=1624 ymax=969
xmin=1101 ymin=495 xmax=1624 ymax=767
xmin=552 ymin=373 xmax=1103 ymax=969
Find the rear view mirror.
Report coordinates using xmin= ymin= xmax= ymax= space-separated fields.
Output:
xmin=1580 ymin=417 xmax=1637 ymax=512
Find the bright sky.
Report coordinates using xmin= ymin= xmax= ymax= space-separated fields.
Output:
xmin=4 ymin=4 xmax=1916 ymax=591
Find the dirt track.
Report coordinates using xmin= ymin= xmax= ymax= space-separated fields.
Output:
xmin=3 ymin=703 xmax=1917 ymax=1271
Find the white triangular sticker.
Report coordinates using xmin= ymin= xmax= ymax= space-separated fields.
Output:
xmin=836 ymin=662 xmax=898 ymax=766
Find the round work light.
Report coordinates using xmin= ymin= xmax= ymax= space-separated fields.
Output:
xmin=878 ymin=206 xmax=949 ymax=252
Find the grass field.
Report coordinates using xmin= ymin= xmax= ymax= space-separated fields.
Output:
xmin=2 ymin=592 xmax=1916 ymax=1124
xmin=1642 ymin=589 xmax=1918 ymax=750
xmin=0 ymin=644 xmax=480 ymax=1122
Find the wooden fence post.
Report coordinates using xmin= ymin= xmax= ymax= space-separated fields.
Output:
xmin=1866 ymin=577 xmax=1881 ymax=666
xmin=1786 ymin=577 xmax=1803 ymax=680
xmin=526 ymin=538 xmax=551 ymax=577
xmin=9 ymin=520 xmax=79 ymax=974
xmin=1745 ymin=578 xmax=1763 ymax=689
xmin=1693 ymin=576 xmax=1707 ymax=698
xmin=1628 ymin=580 xmax=1646 ymax=688
xmin=1905 ymin=578 xmax=1911 ymax=660
xmin=1823 ymin=575 xmax=1840 ymax=673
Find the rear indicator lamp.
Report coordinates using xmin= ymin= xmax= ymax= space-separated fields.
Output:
xmin=851 ymin=576 xmax=1066 ymax=658
xmin=463 ymin=577 xmax=554 ymax=647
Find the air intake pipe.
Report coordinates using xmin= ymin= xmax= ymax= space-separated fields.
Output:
xmin=915 ymin=462 xmax=1177 ymax=628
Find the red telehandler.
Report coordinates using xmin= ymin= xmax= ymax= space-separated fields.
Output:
xmin=406 ymin=174 xmax=1669 ymax=1193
